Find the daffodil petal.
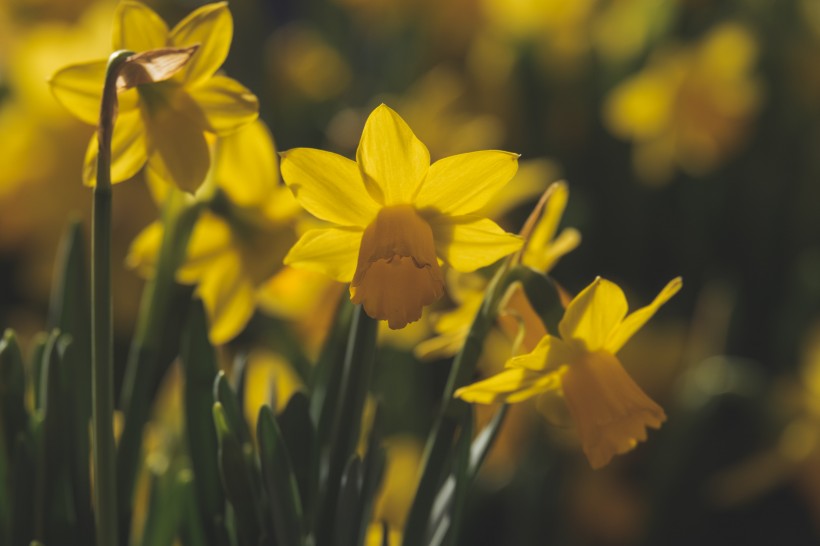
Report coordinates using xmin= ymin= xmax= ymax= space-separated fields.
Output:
xmin=428 ymin=216 xmax=522 ymax=272
xmin=177 ymin=212 xmax=232 ymax=284
xmin=49 ymin=60 xmax=107 ymax=125
xmin=454 ymin=367 xmax=564 ymax=404
xmin=126 ymin=220 xmax=163 ymax=278
xmin=143 ymin=164 xmax=175 ymax=205
xmin=145 ymin=103 xmax=211 ymax=193
xmin=196 ymin=252 xmax=256 ymax=345
xmin=504 ymin=335 xmax=572 ymax=371
xmin=356 ymin=104 xmax=430 ymax=205
xmin=284 ymin=228 xmax=362 ymax=283
xmin=214 ymin=120 xmax=276 ymax=207
xmin=170 ymin=1 xmax=232 ymax=87
xmin=188 ymin=75 xmax=259 ymax=135
xmin=112 ymin=1 xmax=169 ymax=52
xmin=83 ymin=110 xmax=147 ymax=186
xmin=280 ymin=148 xmax=378 ymax=226
xmin=414 ymin=150 xmax=519 ymax=215
xmin=559 ymin=277 xmax=628 ymax=351
xmin=606 ymin=277 xmax=682 ymax=353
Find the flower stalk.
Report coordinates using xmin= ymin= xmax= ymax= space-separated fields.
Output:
xmin=91 ymin=49 xmax=133 ymax=546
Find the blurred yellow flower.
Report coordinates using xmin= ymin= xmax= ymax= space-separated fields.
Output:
xmin=604 ymin=23 xmax=761 ymax=184
xmin=281 ymin=104 xmax=522 ymax=329
xmin=456 ymin=276 xmax=682 ymax=469
xmin=128 ymin=121 xmax=297 ymax=344
xmin=49 ymin=1 xmax=258 ymax=192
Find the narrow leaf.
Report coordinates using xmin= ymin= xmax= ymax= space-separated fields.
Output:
xmin=213 ymin=402 xmax=265 ymax=546
xmin=0 ymin=330 xmax=27 ymax=458
xmin=276 ymin=392 xmax=315 ymax=526
xmin=258 ymin=405 xmax=304 ymax=546
xmin=316 ymin=306 xmax=378 ymax=546
xmin=180 ymin=300 xmax=226 ymax=545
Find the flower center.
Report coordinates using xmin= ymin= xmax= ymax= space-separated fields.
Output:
xmin=351 ymin=204 xmax=444 ymax=329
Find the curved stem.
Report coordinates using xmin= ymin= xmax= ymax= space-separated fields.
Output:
xmin=91 ymin=49 xmax=132 ymax=546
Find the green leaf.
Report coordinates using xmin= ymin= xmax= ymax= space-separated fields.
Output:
xmin=403 ymin=263 xmax=518 ymax=546
xmin=354 ymin=403 xmax=386 ymax=546
xmin=435 ymin=407 xmax=473 ymax=546
xmin=468 ymin=405 xmax=508 ymax=478
xmin=316 ymin=306 xmax=378 ymax=546
xmin=311 ymin=297 xmax=354 ymax=453
xmin=11 ymin=430 xmax=35 ymax=546
xmin=139 ymin=468 xmax=188 ymax=546
xmin=36 ymin=331 xmax=70 ymax=543
xmin=257 ymin=405 xmax=304 ymax=546
xmin=213 ymin=372 xmax=252 ymax=446
xmin=213 ymin=402 xmax=266 ymax=546
xmin=332 ymin=455 xmax=361 ymax=546
xmin=46 ymin=219 xmax=94 ymax=545
xmin=117 ymin=189 xmax=201 ymax=538
xmin=29 ymin=333 xmax=48 ymax=412
xmin=180 ymin=300 xmax=227 ymax=546
xmin=178 ymin=469 xmax=209 ymax=546
xmin=276 ymin=392 xmax=315 ymax=526
xmin=0 ymin=330 xmax=27 ymax=459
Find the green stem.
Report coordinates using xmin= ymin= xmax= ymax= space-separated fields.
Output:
xmin=117 ymin=188 xmax=201 ymax=541
xmin=92 ymin=50 xmax=133 ymax=546
xmin=402 ymin=264 xmax=517 ymax=546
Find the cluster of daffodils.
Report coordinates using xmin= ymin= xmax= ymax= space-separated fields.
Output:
xmin=49 ymin=0 xmax=681 ymax=477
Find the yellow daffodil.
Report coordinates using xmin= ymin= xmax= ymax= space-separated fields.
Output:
xmin=603 ymin=23 xmax=760 ymax=184
xmin=128 ymin=121 xmax=297 ymax=344
xmin=281 ymin=104 xmax=522 ymax=329
xmin=49 ymin=1 xmax=258 ymax=192
xmin=456 ymin=276 xmax=682 ymax=469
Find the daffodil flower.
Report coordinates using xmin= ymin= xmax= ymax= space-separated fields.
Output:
xmin=455 ymin=276 xmax=682 ymax=469
xmin=49 ymin=1 xmax=258 ymax=192
xmin=280 ymin=104 xmax=523 ymax=329
xmin=128 ymin=121 xmax=297 ymax=344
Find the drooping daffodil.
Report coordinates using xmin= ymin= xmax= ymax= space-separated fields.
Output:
xmin=280 ymin=104 xmax=523 ymax=329
xmin=455 ymin=276 xmax=682 ymax=469
xmin=49 ymin=1 xmax=258 ymax=192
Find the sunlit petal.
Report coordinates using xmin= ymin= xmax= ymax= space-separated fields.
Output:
xmin=49 ymin=60 xmax=107 ymax=125
xmin=356 ymin=104 xmax=430 ymax=205
xmin=170 ymin=1 xmax=233 ymax=86
xmin=606 ymin=277 xmax=683 ymax=353
xmin=145 ymin=101 xmax=211 ymax=193
xmin=504 ymin=335 xmax=572 ymax=371
xmin=428 ymin=216 xmax=522 ymax=272
xmin=126 ymin=220 xmax=163 ymax=278
xmin=215 ymin=121 xmax=276 ymax=208
xmin=112 ymin=1 xmax=169 ymax=52
xmin=83 ymin=110 xmax=147 ymax=186
xmin=188 ymin=75 xmax=259 ymax=135
xmin=559 ymin=277 xmax=628 ymax=351
xmin=196 ymin=252 xmax=256 ymax=345
xmin=176 ymin=212 xmax=232 ymax=284
xmin=284 ymin=228 xmax=362 ymax=283
xmin=454 ymin=367 xmax=565 ymax=404
xmin=281 ymin=148 xmax=378 ymax=226
xmin=414 ymin=150 xmax=519 ymax=215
